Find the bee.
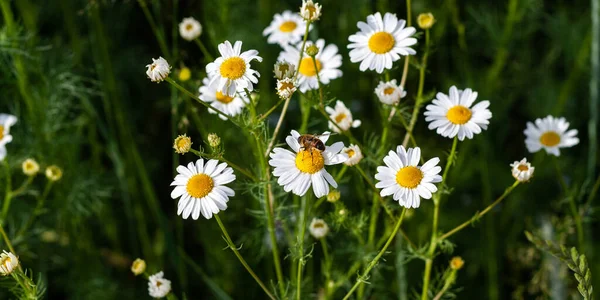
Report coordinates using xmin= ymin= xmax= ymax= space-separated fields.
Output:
xmin=298 ymin=133 xmax=327 ymax=153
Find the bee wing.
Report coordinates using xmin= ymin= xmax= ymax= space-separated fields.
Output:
xmin=318 ymin=131 xmax=332 ymax=143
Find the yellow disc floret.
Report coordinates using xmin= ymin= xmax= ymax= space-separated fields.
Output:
xmin=186 ymin=174 xmax=214 ymax=198
xmin=540 ymin=131 xmax=561 ymax=147
xmin=220 ymin=57 xmax=246 ymax=80
xmin=517 ymin=164 xmax=529 ymax=171
xmin=395 ymin=166 xmax=423 ymax=189
xmin=295 ymin=149 xmax=325 ymax=174
xmin=446 ymin=105 xmax=472 ymax=125
xmin=279 ymin=21 xmax=297 ymax=32
xmin=383 ymin=87 xmax=395 ymax=95
xmin=299 ymin=57 xmax=322 ymax=76
xmin=0 ymin=125 xmax=4 ymax=140
xmin=368 ymin=32 xmax=395 ymax=54
xmin=334 ymin=113 xmax=347 ymax=123
xmin=215 ymin=91 xmax=235 ymax=104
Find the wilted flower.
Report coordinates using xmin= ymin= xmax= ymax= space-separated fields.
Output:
xmin=510 ymin=158 xmax=534 ymax=182
xmin=148 ymin=271 xmax=171 ymax=298
xmin=45 ymin=165 xmax=63 ymax=182
xmin=276 ymin=78 xmax=297 ymax=100
xmin=417 ymin=13 xmax=436 ymax=29
xmin=309 ymin=218 xmax=329 ymax=239
xmin=208 ymin=133 xmax=221 ymax=149
xmin=305 ymin=44 xmax=319 ymax=57
xmin=300 ymin=0 xmax=322 ymax=22
xmin=342 ymin=144 xmax=363 ymax=166
xmin=173 ymin=134 xmax=192 ymax=154
xmin=0 ymin=251 xmax=19 ymax=276
xmin=273 ymin=61 xmax=296 ymax=79
xmin=146 ymin=57 xmax=171 ymax=83
xmin=131 ymin=258 xmax=146 ymax=276
xmin=179 ymin=17 xmax=202 ymax=41
xmin=22 ymin=158 xmax=40 ymax=176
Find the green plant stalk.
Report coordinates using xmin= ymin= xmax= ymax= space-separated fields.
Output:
xmin=484 ymin=0 xmax=518 ymax=94
xmin=194 ymin=38 xmax=215 ymax=61
xmin=296 ymin=194 xmax=310 ymax=300
xmin=553 ymin=157 xmax=584 ymax=249
xmin=214 ymin=215 xmax=276 ymax=300
xmin=16 ymin=181 xmax=53 ymax=237
xmin=189 ymin=149 xmax=258 ymax=182
xmin=432 ymin=270 xmax=458 ymax=300
xmin=258 ymin=97 xmax=286 ymax=122
xmin=137 ymin=0 xmax=170 ymax=57
xmin=421 ymin=136 xmax=458 ymax=300
xmin=388 ymin=0 xmax=413 ymax=122
xmin=1 ymin=160 xmax=12 ymax=221
xmin=0 ymin=221 xmax=16 ymax=255
xmin=342 ymin=208 xmax=407 ymax=300
xmin=312 ymin=57 xmax=325 ymax=107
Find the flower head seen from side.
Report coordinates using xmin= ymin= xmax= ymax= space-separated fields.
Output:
xmin=375 ymin=146 xmax=442 ymax=208
xmin=277 ymin=78 xmax=297 ymax=100
xmin=199 ymin=77 xmax=250 ymax=120
xmin=173 ymin=134 xmax=192 ymax=154
xmin=146 ymin=57 xmax=171 ymax=83
xmin=424 ymin=86 xmax=492 ymax=141
xmin=417 ymin=13 xmax=436 ymax=30
xmin=148 ymin=271 xmax=171 ymax=298
xmin=309 ymin=218 xmax=329 ymax=239
xmin=524 ymin=115 xmax=579 ymax=156
xmin=179 ymin=17 xmax=202 ymax=41
xmin=269 ymin=130 xmax=347 ymax=198
xmin=22 ymin=158 xmax=40 ymax=176
xmin=375 ymin=79 xmax=406 ymax=105
xmin=273 ymin=61 xmax=296 ymax=79
xmin=171 ymin=159 xmax=235 ymax=220
xmin=263 ymin=11 xmax=310 ymax=47
xmin=131 ymin=258 xmax=146 ymax=276
xmin=0 ymin=113 xmax=17 ymax=161
xmin=348 ymin=12 xmax=417 ymax=73
xmin=45 ymin=165 xmax=63 ymax=182
xmin=510 ymin=158 xmax=534 ymax=182
xmin=278 ymin=39 xmax=342 ymax=92
xmin=300 ymin=0 xmax=322 ymax=22
xmin=325 ymin=100 xmax=361 ymax=133
xmin=0 ymin=251 xmax=18 ymax=276
xmin=206 ymin=41 xmax=262 ymax=97
xmin=342 ymin=144 xmax=363 ymax=166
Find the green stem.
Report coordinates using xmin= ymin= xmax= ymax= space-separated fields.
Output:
xmin=10 ymin=176 xmax=34 ymax=197
xmin=342 ymin=208 xmax=407 ymax=300
xmin=0 ymin=221 xmax=16 ymax=255
xmin=312 ymin=56 xmax=324 ymax=107
xmin=296 ymin=194 xmax=310 ymax=300
xmin=190 ymin=149 xmax=258 ymax=182
xmin=402 ymin=29 xmax=430 ymax=147
xmin=137 ymin=0 xmax=170 ymax=57
xmin=1 ymin=160 xmax=11 ymax=221
xmin=554 ymin=157 xmax=584 ymax=249
xmin=214 ymin=215 xmax=276 ymax=300
xmin=194 ymin=38 xmax=214 ymax=61
xmin=258 ymin=97 xmax=286 ymax=122
xmin=17 ymin=181 xmax=53 ymax=238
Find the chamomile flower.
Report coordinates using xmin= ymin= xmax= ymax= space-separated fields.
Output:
xmin=325 ymin=100 xmax=361 ymax=133
xmin=148 ymin=271 xmax=171 ymax=298
xmin=179 ymin=17 xmax=202 ymax=41
xmin=0 ymin=113 xmax=17 ymax=161
xmin=278 ymin=39 xmax=342 ymax=92
xmin=206 ymin=41 xmax=262 ymax=97
xmin=131 ymin=258 xmax=146 ymax=276
xmin=276 ymin=78 xmax=297 ymax=100
xmin=45 ymin=165 xmax=63 ymax=182
xmin=375 ymin=146 xmax=442 ymax=208
xmin=170 ymin=159 xmax=235 ymax=220
xmin=273 ymin=61 xmax=296 ymax=79
xmin=269 ymin=130 xmax=347 ymax=198
xmin=0 ymin=251 xmax=18 ymax=276
xmin=510 ymin=158 xmax=535 ymax=182
xmin=22 ymin=158 xmax=40 ymax=176
xmin=348 ymin=12 xmax=417 ymax=73
xmin=199 ymin=77 xmax=250 ymax=120
xmin=309 ymin=218 xmax=329 ymax=239
xmin=263 ymin=11 xmax=310 ymax=47
xmin=375 ymin=80 xmax=406 ymax=105
xmin=424 ymin=86 xmax=492 ymax=141
xmin=300 ymin=0 xmax=322 ymax=22
xmin=146 ymin=57 xmax=171 ymax=83
xmin=524 ymin=115 xmax=579 ymax=156
xmin=342 ymin=144 xmax=363 ymax=166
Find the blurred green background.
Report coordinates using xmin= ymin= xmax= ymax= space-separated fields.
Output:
xmin=0 ymin=0 xmax=598 ymax=299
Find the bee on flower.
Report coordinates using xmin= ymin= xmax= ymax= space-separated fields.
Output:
xmin=179 ymin=17 xmax=202 ymax=41
xmin=0 ymin=113 xmax=17 ymax=161
xmin=146 ymin=57 xmax=171 ymax=83
xmin=199 ymin=77 xmax=250 ymax=120
xmin=263 ymin=11 xmax=311 ymax=47
xmin=510 ymin=158 xmax=535 ymax=182
xmin=148 ymin=271 xmax=171 ymax=298
xmin=375 ymin=80 xmax=406 ymax=105
xmin=325 ymin=101 xmax=361 ymax=133
xmin=524 ymin=115 xmax=579 ymax=156
xmin=206 ymin=41 xmax=262 ymax=97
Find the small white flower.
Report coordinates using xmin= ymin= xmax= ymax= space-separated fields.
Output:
xmin=424 ymin=86 xmax=492 ymax=141
xmin=0 ymin=114 xmax=17 ymax=161
xmin=269 ymin=130 xmax=347 ymax=198
xmin=524 ymin=115 xmax=579 ymax=156
xmin=273 ymin=61 xmax=296 ymax=79
xmin=179 ymin=17 xmax=202 ymax=41
xmin=309 ymin=218 xmax=329 ymax=239
xmin=148 ymin=271 xmax=171 ymax=298
xmin=263 ymin=11 xmax=310 ymax=47
xmin=206 ymin=41 xmax=262 ymax=97
xmin=375 ymin=80 xmax=406 ymax=105
xmin=22 ymin=158 xmax=40 ymax=176
xmin=146 ymin=57 xmax=171 ymax=83
xmin=276 ymin=78 xmax=297 ymax=100
xmin=278 ymin=39 xmax=342 ymax=92
xmin=348 ymin=12 xmax=417 ymax=73
xmin=171 ymin=159 xmax=236 ymax=220
xmin=131 ymin=258 xmax=146 ymax=276
xmin=0 ymin=251 xmax=18 ymax=276
xmin=510 ymin=158 xmax=534 ymax=182
xmin=325 ymin=100 xmax=361 ymax=133
xmin=375 ymin=146 xmax=442 ymax=208
xmin=300 ymin=0 xmax=322 ymax=22
xmin=199 ymin=77 xmax=249 ymax=120
xmin=45 ymin=165 xmax=63 ymax=182
xmin=342 ymin=144 xmax=363 ymax=166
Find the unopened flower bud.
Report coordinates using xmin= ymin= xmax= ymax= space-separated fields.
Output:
xmin=450 ymin=256 xmax=464 ymax=270
xmin=45 ymin=165 xmax=63 ymax=182
xmin=0 ymin=251 xmax=19 ymax=276
xmin=178 ymin=67 xmax=191 ymax=82
xmin=306 ymin=44 xmax=319 ymax=57
xmin=417 ymin=13 xmax=435 ymax=30
xmin=131 ymin=258 xmax=146 ymax=276
xmin=22 ymin=158 xmax=40 ymax=176
xmin=208 ymin=133 xmax=221 ymax=149
xmin=173 ymin=134 xmax=192 ymax=154
xmin=327 ymin=190 xmax=340 ymax=203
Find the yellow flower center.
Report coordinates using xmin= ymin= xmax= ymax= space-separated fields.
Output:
xmin=446 ymin=105 xmax=472 ymax=125
xmin=313 ymin=222 xmax=325 ymax=229
xmin=156 ymin=281 xmax=163 ymax=287
xmin=185 ymin=24 xmax=193 ymax=31
xmin=186 ymin=174 xmax=214 ymax=198
xmin=368 ymin=32 xmax=395 ymax=54
xmin=279 ymin=21 xmax=297 ymax=32
xmin=295 ymin=149 xmax=325 ymax=174
xmin=395 ymin=166 xmax=423 ymax=189
xmin=278 ymin=80 xmax=295 ymax=91
xmin=334 ymin=113 xmax=346 ymax=123
xmin=540 ymin=131 xmax=561 ymax=147
xmin=0 ymin=125 xmax=4 ymax=140
xmin=306 ymin=5 xmax=317 ymax=18
xmin=517 ymin=164 xmax=529 ymax=171
xmin=219 ymin=57 xmax=246 ymax=80
xmin=298 ymin=57 xmax=322 ymax=77
xmin=383 ymin=87 xmax=395 ymax=95
xmin=346 ymin=149 xmax=355 ymax=158
xmin=215 ymin=91 xmax=235 ymax=104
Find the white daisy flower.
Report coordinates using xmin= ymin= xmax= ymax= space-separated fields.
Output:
xmin=263 ymin=11 xmax=310 ymax=47
xmin=199 ymin=77 xmax=249 ymax=120
xmin=278 ymin=39 xmax=342 ymax=93
xmin=269 ymin=130 xmax=347 ymax=198
xmin=348 ymin=12 xmax=417 ymax=73
xmin=524 ymin=115 xmax=579 ymax=156
xmin=170 ymin=159 xmax=236 ymax=220
xmin=342 ymin=144 xmax=363 ymax=166
xmin=0 ymin=251 xmax=18 ymax=276
xmin=273 ymin=61 xmax=296 ymax=79
xmin=0 ymin=114 xmax=17 ymax=161
xmin=179 ymin=17 xmax=202 ymax=41
xmin=325 ymin=100 xmax=361 ymax=133
xmin=22 ymin=158 xmax=40 ymax=176
xmin=276 ymin=78 xmax=297 ymax=100
xmin=206 ymin=41 xmax=262 ymax=97
xmin=510 ymin=158 xmax=534 ymax=182
xmin=148 ymin=271 xmax=171 ymax=298
xmin=375 ymin=146 xmax=442 ymax=208
xmin=309 ymin=218 xmax=329 ymax=239
xmin=300 ymin=0 xmax=322 ymax=22
xmin=424 ymin=86 xmax=492 ymax=141
xmin=374 ymin=79 xmax=406 ymax=105
xmin=146 ymin=57 xmax=171 ymax=83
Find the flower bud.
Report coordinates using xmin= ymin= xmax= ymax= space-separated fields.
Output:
xmin=207 ymin=133 xmax=221 ymax=149
xmin=131 ymin=258 xmax=146 ymax=276
xmin=305 ymin=44 xmax=319 ymax=57
xmin=173 ymin=134 xmax=192 ymax=154
xmin=450 ymin=256 xmax=464 ymax=270
xmin=45 ymin=165 xmax=63 ymax=182
xmin=417 ymin=13 xmax=435 ymax=30
xmin=22 ymin=158 xmax=40 ymax=176
xmin=327 ymin=190 xmax=340 ymax=203
xmin=178 ymin=67 xmax=191 ymax=82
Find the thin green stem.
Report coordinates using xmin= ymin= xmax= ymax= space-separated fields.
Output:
xmin=189 ymin=149 xmax=258 ymax=182
xmin=258 ymin=97 xmax=286 ymax=122
xmin=402 ymin=29 xmax=430 ymax=147
xmin=312 ymin=56 xmax=324 ymax=107
xmin=388 ymin=0 xmax=412 ymax=122
xmin=296 ymin=194 xmax=310 ymax=300
xmin=553 ymin=157 xmax=584 ymax=248
xmin=1 ymin=161 xmax=11 ymax=221
xmin=214 ymin=215 xmax=276 ymax=300
xmin=17 ymin=181 xmax=53 ymax=238
xmin=11 ymin=176 xmax=34 ymax=197
xmin=0 ymin=222 xmax=16 ymax=255
xmin=137 ymin=0 xmax=170 ymax=57
xmin=342 ymin=208 xmax=407 ymax=300
xmin=194 ymin=38 xmax=214 ymax=61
